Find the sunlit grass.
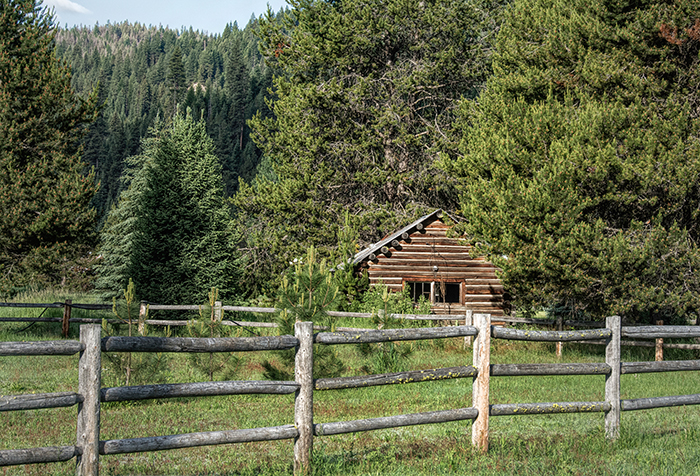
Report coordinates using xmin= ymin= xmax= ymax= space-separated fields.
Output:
xmin=1 ymin=292 xmax=700 ymax=474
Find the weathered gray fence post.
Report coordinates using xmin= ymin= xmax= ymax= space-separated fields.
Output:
xmin=294 ymin=321 xmax=313 ymax=474
xmin=472 ymin=313 xmax=491 ymax=452
xmin=76 ymin=324 xmax=101 ymax=476
xmin=605 ymin=315 xmax=621 ymax=440
xmin=464 ymin=310 xmax=473 ymax=349
xmin=655 ymin=320 xmax=663 ymax=362
xmin=215 ymin=301 xmax=222 ymax=321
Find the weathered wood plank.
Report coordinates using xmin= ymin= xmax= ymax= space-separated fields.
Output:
xmin=0 ymin=340 xmax=84 ymax=356
xmin=101 ymin=380 xmax=299 ymax=402
xmin=222 ymin=306 xmax=277 ymax=313
xmin=315 ymin=366 xmax=477 ymax=390
xmin=314 ymin=326 xmax=478 ymax=345
xmin=100 ymin=425 xmax=298 ymax=455
xmin=490 ymin=401 xmax=610 ymax=416
xmin=101 ymin=335 xmax=298 ymax=353
xmin=294 ymin=321 xmax=314 ymax=474
xmin=621 ymin=326 xmax=700 ymax=339
xmin=492 ymin=327 xmax=612 ymax=342
xmin=0 ymin=446 xmax=77 ymax=466
xmin=314 ymin=408 xmax=478 ymax=436
xmin=605 ymin=316 xmax=621 ymax=440
xmin=0 ymin=392 xmax=82 ymax=411
xmin=622 ymin=360 xmax=700 ymax=374
xmin=77 ymin=324 xmax=101 ymax=476
xmin=622 ymin=394 xmax=700 ymax=411
xmin=0 ymin=302 xmax=63 ymax=308
xmin=472 ymin=313 xmax=490 ymax=452
xmin=491 ymin=363 xmax=611 ymax=377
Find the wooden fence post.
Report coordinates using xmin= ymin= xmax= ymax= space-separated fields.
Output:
xmin=555 ymin=315 xmax=563 ymax=359
xmin=655 ymin=320 xmax=663 ymax=362
xmin=215 ymin=301 xmax=222 ymax=321
xmin=472 ymin=313 xmax=491 ymax=452
xmin=294 ymin=321 xmax=313 ymax=475
xmin=138 ymin=301 xmax=147 ymax=334
xmin=605 ymin=315 xmax=621 ymax=440
xmin=62 ymin=300 xmax=72 ymax=338
xmin=76 ymin=324 xmax=101 ymax=476
xmin=464 ymin=310 xmax=473 ymax=349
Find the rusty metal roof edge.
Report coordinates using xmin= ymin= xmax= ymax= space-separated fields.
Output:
xmin=351 ymin=209 xmax=443 ymax=266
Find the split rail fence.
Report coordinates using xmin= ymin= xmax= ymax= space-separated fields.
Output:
xmin=2 ymin=315 xmax=700 ymax=474
xmin=3 ymin=301 xmax=699 ymax=359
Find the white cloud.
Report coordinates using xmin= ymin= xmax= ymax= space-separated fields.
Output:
xmin=44 ymin=0 xmax=91 ymax=14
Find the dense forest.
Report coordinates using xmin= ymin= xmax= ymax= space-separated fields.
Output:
xmin=54 ymin=18 xmax=276 ymax=220
xmin=3 ymin=0 xmax=700 ymax=324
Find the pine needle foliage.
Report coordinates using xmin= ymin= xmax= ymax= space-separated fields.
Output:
xmin=187 ymin=288 xmax=240 ymax=382
xmin=0 ymin=0 xmax=98 ymax=289
xmin=102 ymin=279 xmax=169 ymax=387
xmin=262 ymin=246 xmax=344 ymax=380
xmin=445 ymin=0 xmax=700 ymax=322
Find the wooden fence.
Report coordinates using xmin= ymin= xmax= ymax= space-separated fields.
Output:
xmin=2 ymin=315 xmax=700 ymax=474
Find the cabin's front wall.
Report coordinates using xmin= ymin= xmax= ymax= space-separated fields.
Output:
xmin=361 ymin=219 xmax=505 ymax=316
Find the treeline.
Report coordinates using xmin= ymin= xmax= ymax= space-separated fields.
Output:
xmin=4 ymin=0 xmax=700 ymax=325
xmin=54 ymin=18 xmax=276 ymax=219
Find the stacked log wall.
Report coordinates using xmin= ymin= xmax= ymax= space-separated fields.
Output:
xmin=361 ymin=219 xmax=505 ymax=317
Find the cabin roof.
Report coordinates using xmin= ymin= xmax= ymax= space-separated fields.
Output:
xmin=352 ymin=209 xmax=443 ymax=266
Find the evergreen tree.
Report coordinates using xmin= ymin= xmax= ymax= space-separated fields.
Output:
xmin=0 ymin=0 xmax=97 ymax=288
xmin=97 ymin=113 xmax=241 ymax=304
xmin=234 ymin=0 xmax=503 ymax=288
xmin=445 ymin=0 xmax=700 ymax=321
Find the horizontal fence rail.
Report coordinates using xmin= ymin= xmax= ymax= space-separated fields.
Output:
xmin=0 ymin=340 xmax=84 ymax=355
xmin=490 ymin=401 xmax=611 ymax=416
xmin=314 ymin=408 xmax=478 ymax=436
xmin=0 ymin=392 xmax=83 ymax=411
xmin=101 ymin=335 xmax=297 ymax=353
xmin=491 ymin=327 xmax=612 ymax=341
xmin=3 ymin=317 xmax=700 ymax=475
xmin=101 ymin=380 xmax=299 ymax=402
xmin=100 ymin=425 xmax=299 ymax=455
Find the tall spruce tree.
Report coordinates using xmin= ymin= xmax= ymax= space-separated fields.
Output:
xmin=0 ymin=0 xmax=97 ymax=288
xmin=234 ymin=0 xmax=503 ymax=288
xmin=445 ymin=0 xmax=700 ymax=321
xmin=97 ymin=113 xmax=241 ymax=303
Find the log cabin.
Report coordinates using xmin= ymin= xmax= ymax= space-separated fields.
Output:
xmin=352 ymin=209 xmax=506 ymax=317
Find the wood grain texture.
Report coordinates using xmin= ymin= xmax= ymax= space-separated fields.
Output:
xmin=315 ymin=326 xmax=477 ymax=345
xmin=0 ymin=446 xmax=77 ymax=466
xmin=315 ymin=366 xmax=477 ymax=390
xmin=101 ymin=380 xmax=299 ymax=402
xmin=314 ymin=408 xmax=477 ymax=436
xmin=100 ymin=426 xmax=298 ymax=455
xmin=0 ymin=392 xmax=82 ymax=411
xmin=0 ymin=340 xmax=83 ymax=356
xmin=101 ymin=335 xmax=298 ymax=353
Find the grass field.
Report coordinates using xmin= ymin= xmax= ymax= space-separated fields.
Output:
xmin=2 ymin=292 xmax=700 ymax=475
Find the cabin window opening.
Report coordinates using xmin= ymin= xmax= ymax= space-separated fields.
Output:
xmin=406 ymin=281 xmax=461 ymax=304
xmin=435 ymin=282 xmax=461 ymax=303
xmin=408 ymin=282 xmax=431 ymax=303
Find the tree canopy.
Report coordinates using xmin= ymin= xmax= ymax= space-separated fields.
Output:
xmin=234 ymin=0 xmax=504 ymax=288
xmin=0 ymin=0 xmax=97 ymax=289
xmin=445 ymin=0 xmax=700 ymax=321
xmin=96 ymin=113 xmax=241 ymax=303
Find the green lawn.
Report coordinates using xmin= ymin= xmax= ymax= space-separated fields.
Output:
xmin=1 ymin=299 xmax=700 ymax=475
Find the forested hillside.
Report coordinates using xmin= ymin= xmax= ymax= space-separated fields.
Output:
xmin=54 ymin=18 xmax=276 ymax=220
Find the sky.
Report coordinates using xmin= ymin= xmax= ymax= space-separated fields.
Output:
xmin=42 ymin=0 xmax=289 ymax=34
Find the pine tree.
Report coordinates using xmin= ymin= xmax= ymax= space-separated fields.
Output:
xmin=445 ymin=0 xmax=700 ymax=321
xmin=0 ymin=0 xmax=97 ymax=288
xmin=97 ymin=113 xmax=241 ymax=304
xmin=234 ymin=0 xmax=504 ymax=287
